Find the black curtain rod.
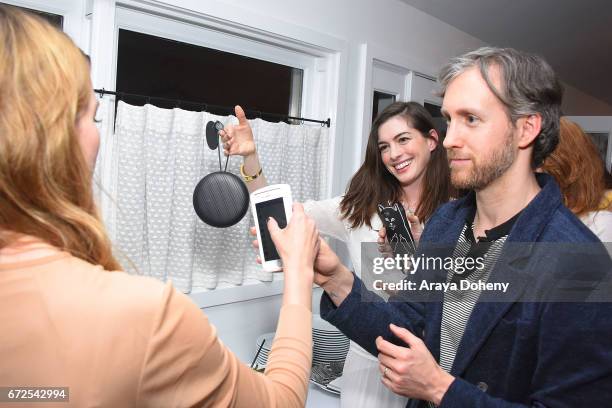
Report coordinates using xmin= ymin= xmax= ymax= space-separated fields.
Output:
xmin=94 ymin=88 xmax=331 ymax=127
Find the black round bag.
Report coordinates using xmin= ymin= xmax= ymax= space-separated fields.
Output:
xmin=193 ymin=171 xmax=249 ymax=228
xmin=192 ymin=120 xmax=249 ymax=228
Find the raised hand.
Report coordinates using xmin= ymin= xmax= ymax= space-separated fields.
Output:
xmin=221 ymin=105 xmax=256 ymax=157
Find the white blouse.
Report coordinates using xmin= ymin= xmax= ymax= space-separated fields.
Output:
xmin=303 ymin=196 xmax=381 ymax=277
xmin=580 ymin=210 xmax=612 ymax=244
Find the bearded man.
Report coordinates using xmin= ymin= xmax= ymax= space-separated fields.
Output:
xmin=314 ymin=47 xmax=612 ymax=407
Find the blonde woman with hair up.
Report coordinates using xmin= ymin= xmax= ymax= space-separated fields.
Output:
xmin=0 ymin=5 xmax=321 ymax=407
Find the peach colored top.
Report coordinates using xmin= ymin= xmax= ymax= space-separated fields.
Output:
xmin=0 ymin=238 xmax=312 ymax=407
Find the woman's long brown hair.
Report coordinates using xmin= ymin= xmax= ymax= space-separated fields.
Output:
xmin=0 ymin=5 xmax=121 ymax=270
xmin=340 ymin=102 xmax=451 ymax=228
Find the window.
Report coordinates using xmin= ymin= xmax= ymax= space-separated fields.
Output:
xmin=116 ymin=29 xmax=303 ymax=120
xmin=93 ymin=4 xmax=341 ymax=302
xmin=424 ymin=101 xmax=447 ymax=139
xmin=372 ymin=91 xmax=396 ymax=122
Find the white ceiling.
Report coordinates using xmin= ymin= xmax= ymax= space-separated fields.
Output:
xmin=399 ymin=0 xmax=612 ymax=107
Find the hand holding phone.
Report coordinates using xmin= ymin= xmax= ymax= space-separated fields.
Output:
xmin=377 ymin=202 xmax=416 ymax=256
xmin=266 ymin=203 xmax=320 ymax=272
xmin=251 ymin=184 xmax=293 ymax=271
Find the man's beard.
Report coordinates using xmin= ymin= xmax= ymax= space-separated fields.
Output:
xmin=448 ymin=129 xmax=517 ymax=191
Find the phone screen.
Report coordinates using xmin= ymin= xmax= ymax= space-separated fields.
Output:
xmin=255 ymin=197 xmax=287 ymax=261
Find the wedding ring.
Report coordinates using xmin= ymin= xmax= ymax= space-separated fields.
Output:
xmin=383 ymin=366 xmax=389 ymax=377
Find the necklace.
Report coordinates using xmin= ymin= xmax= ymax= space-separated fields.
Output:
xmin=400 ymin=200 xmax=417 ymax=216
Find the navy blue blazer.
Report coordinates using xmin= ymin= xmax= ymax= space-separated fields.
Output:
xmin=321 ymin=174 xmax=612 ymax=407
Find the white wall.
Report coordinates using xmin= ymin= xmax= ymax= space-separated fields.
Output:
xmin=162 ymin=0 xmax=485 ymax=75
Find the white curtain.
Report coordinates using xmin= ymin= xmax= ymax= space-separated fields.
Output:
xmin=94 ymin=100 xmax=329 ymax=293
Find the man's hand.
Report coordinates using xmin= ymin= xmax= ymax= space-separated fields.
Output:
xmin=312 ymin=238 xmax=341 ymax=287
xmin=312 ymin=238 xmax=354 ymax=307
xmin=377 ymin=324 xmax=454 ymax=405
xmin=221 ymin=105 xmax=256 ymax=157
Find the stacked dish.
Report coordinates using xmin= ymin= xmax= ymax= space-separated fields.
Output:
xmin=312 ymin=315 xmax=349 ymax=364
xmin=252 ymin=315 xmax=349 ymax=395
xmin=310 ymin=315 xmax=349 ymax=395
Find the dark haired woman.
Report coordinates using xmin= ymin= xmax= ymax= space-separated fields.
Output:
xmin=223 ymin=101 xmax=451 ymax=407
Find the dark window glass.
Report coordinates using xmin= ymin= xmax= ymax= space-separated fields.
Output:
xmin=3 ymin=3 xmax=63 ymax=28
xmin=424 ymin=101 xmax=447 ymax=139
xmin=116 ymin=29 xmax=302 ymax=120
xmin=372 ymin=91 xmax=396 ymax=122
xmin=586 ymin=132 xmax=609 ymax=164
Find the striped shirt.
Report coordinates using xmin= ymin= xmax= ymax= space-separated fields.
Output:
xmin=427 ymin=210 xmax=520 ymax=407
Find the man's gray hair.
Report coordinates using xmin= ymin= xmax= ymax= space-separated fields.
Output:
xmin=438 ymin=47 xmax=563 ymax=168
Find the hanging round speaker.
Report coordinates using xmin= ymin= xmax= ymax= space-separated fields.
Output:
xmin=193 ymin=171 xmax=249 ymax=228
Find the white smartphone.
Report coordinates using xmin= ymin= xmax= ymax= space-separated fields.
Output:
xmin=250 ymin=184 xmax=293 ymax=272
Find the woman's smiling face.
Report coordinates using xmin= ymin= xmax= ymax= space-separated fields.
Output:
xmin=377 ymin=115 xmax=437 ymax=187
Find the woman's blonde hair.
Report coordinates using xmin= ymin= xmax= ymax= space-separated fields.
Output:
xmin=0 ymin=5 xmax=120 ymax=270
xmin=541 ymin=117 xmax=610 ymax=216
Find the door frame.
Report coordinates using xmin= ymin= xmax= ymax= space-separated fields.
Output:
xmin=356 ymin=42 xmax=440 ymax=162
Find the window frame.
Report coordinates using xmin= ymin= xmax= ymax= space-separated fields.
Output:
xmin=1 ymin=0 xmax=88 ymax=50
xmin=112 ymin=7 xmax=315 ymax=118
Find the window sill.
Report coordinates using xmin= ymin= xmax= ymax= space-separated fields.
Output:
xmin=189 ymin=275 xmax=285 ymax=308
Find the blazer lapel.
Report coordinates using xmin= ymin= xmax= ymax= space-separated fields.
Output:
xmin=449 ymin=245 xmax=533 ymax=376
